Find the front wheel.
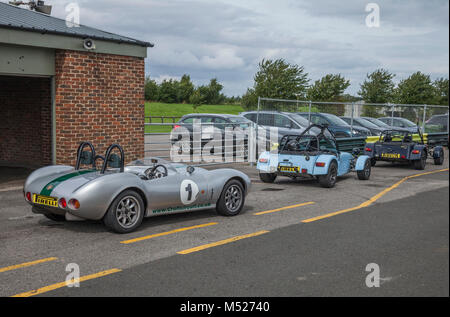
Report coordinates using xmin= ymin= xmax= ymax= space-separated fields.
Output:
xmin=413 ymin=151 xmax=427 ymax=170
xmin=103 ymin=190 xmax=145 ymax=233
xmin=216 ymin=180 xmax=245 ymax=216
xmin=357 ymin=159 xmax=371 ymax=180
xmin=370 ymin=158 xmax=377 ymax=167
xmin=318 ymin=161 xmax=338 ymax=188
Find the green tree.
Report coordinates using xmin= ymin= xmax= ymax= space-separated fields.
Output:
xmin=358 ymin=69 xmax=396 ymax=117
xmin=190 ymin=86 xmax=209 ymax=112
xmin=206 ymin=78 xmax=225 ymax=105
xmin=241 ymin=88 xmax=258 ymax=110
xmin=432 ymin=77 xmax=449 ymax=105
xmin=394 ymin=72 xmax=436 ymax=122
xmin=394 ymin=72 xmax=435 ymax=104
xmin=306 ymin=74 xmax=350 ymax=115
xmin=243 ymin=58 xmax=310 ymax=109
xmin=178 ymin=74 xmax=194 ymax=103
xmin=144 ymin=77 xmax=159 ymax=101
xmin=306 ymin=74 xmax=350 ymax=101
xmin=158 ymin=79 xmax=179 ymax=103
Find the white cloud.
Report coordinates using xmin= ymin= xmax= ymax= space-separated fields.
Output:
xmin=16 ymin=0 xmax=449 ymax=96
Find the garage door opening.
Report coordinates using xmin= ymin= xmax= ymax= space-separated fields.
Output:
xmin=0 ymin=75 xmax=52 ymax=168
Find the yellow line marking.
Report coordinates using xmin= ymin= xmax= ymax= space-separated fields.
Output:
xmin=254 ymin=202 xmax=315 ymax=215
xmin=11 ymin=268 xmax=122 ymax=297
xmin=0 ymin=257 xmax=58 ymax=273
xmin=177 ymin=230 xmax=270 ymax=255
xmin=120 ymin=222 xmax=219 ymax=244
xmin=302 ymin=168 xmax=449 ymax=223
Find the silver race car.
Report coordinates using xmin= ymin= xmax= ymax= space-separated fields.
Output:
xmin=24 ymin=142 xmax=251 ymax=233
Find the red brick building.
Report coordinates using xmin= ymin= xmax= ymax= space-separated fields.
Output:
xmin=0 ymin=3 xmax=152 ymax=167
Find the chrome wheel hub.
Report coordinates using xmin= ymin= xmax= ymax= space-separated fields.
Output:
xmin=116 ymin=196 xmax=140 ymax=228
xmin=224 ymin=185 xmax=243 ymax=213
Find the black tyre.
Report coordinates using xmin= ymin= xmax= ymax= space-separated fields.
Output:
xmin=216 ymin=180 xmax=245 ymax=216
xmin=259 ymin=172 xmax=277 ymax=183
xmin=370 ymin=158 xmax=377 ymax=167
xmin=413 ymin=151 xmax=427 ymax=170
xmin=357 ymin=159 xmax=371 ymax=180
xmin=103 ymin=190 xmax=145 ymax=233
xmin=318 ymin=161 xmax=338 ymax=188
xmin=434 ymin=150 xmax=444 ymax=165
xmin=44 ymin=213 xmax=66 ymax=222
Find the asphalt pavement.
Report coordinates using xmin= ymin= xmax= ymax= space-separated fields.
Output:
xmin=47 ymin=181 xmax=449 ymax=297
xmin=0 ymin=151 xmax=448 ymax=297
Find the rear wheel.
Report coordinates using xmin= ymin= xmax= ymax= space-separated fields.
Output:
xmin=357 ymin=159 xmax=371 ymax=180
xmin=103 ymin=190 xmax=145 ymax=233
xmin=318 ymin=161 xmax=338 ymax=188
xmin=413 ymin=151 xmax=427 ymax=170
xmin=434 ymin=150 xmax=444 ymax=165
xmin=259 ymin=172 xmax=277 ymax=183
xmin=216 ymin=180 xmax=245 ymax=216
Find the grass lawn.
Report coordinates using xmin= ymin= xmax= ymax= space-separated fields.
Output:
xmin=145 ymin=102 xmax=244 ymax=133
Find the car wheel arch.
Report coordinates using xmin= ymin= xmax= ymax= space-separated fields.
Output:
xmin=228 ymin=176 xmax=247 ymax=192
xmin=103 ymin=186 xmax=148 ymax=220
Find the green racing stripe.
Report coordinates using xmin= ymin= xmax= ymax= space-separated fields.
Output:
xmin=40 ymin=170 xmax=95 ymax=196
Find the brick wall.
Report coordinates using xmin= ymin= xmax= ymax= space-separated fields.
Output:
xmin=54 ymin=50 xmax=145 ymax=166
xmin=0 ymin=75 xmax=52 ymax=167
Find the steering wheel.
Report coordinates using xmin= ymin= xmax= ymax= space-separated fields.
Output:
xmin=286 ymin=140 xmax=299 ymax=151
xmin=306 ymin=138 xmax=319 ymax=151
xmin=144 ymin=164 xmax=168 ymax=180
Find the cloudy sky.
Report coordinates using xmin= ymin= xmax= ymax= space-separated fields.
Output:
xmin=27 ymin=0 xmax=450 ymax=96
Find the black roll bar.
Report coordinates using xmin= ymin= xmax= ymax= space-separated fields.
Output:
xmin=101 ymin=144 xmax=125 ymax=174
xmin=279 ymin=124 xmax=337 ymax=152
xmin=75 ymin=141 xmax=96 ymax=170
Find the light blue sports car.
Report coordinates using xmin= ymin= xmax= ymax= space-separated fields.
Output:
xmin=257 ymin=124 xmax=372 ymax=188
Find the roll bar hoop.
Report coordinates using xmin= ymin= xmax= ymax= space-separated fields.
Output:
xmin=75 ymin=141 xmax=96 ymax=170
xmin=101 ymin=144 xmax=125 ymax=174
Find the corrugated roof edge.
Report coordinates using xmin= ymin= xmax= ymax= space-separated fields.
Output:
xmin=0 ymin=2 xmax=154 ymax=48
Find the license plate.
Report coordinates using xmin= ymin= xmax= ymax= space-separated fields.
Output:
xmin=278 ymin=165 xmax=300 ymax=173
xmin=33 ymin=194 xmax=58 ymax=207
xmin=381 ymin=153 xmax=400 ymax=159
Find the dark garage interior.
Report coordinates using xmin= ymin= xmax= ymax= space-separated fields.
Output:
xmin=0 ymin=75 xmax=52 ymax=168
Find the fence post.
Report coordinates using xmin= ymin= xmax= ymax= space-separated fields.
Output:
xmin=251 ymin=97 xmax=261 ymax=166
xmin=308 ymin=100 xmax=312 ymax=125
xmin=390 ymin=103 xmax=394 ymax=126
xmin=422 ymin=104 xmax=427 ymax=133
xmin=350 ymin=102 xmax=355 ymax=138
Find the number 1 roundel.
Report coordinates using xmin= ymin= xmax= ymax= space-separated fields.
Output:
xmin=180 ymin=179 xmax=199 ymax=205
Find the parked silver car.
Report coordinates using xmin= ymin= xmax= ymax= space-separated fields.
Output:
xmin=24 ymin=142 xmax=251 ymax=233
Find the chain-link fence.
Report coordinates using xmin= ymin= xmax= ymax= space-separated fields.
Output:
xmin=144 ymin=99 xmax=448 ymax=167
xmin=144 ymin=118 xmax=256 ymax=166
xmin=256 ymin=97 xmax=449 ymax=136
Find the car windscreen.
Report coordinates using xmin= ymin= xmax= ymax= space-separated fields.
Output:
xmin=399 ymin=118 xmax=417 ymax=127
xmin=364 ymin=117 xmax=390 ymax=127
xmin=127 ymin=157 xmax=178 ymax=172
xmin=355 ymin=118 xmax=379 ymax=129
xmin=289 ymin=114 xmax=311 ymax=128
xmin=321 ymin=113 xmax=350 ymax=126
xmin=228 ymin=117 xmax=253 ymax=128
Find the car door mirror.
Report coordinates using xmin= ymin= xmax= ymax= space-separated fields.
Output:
xmin=284 ymin=123 xmax=292 ymax=129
